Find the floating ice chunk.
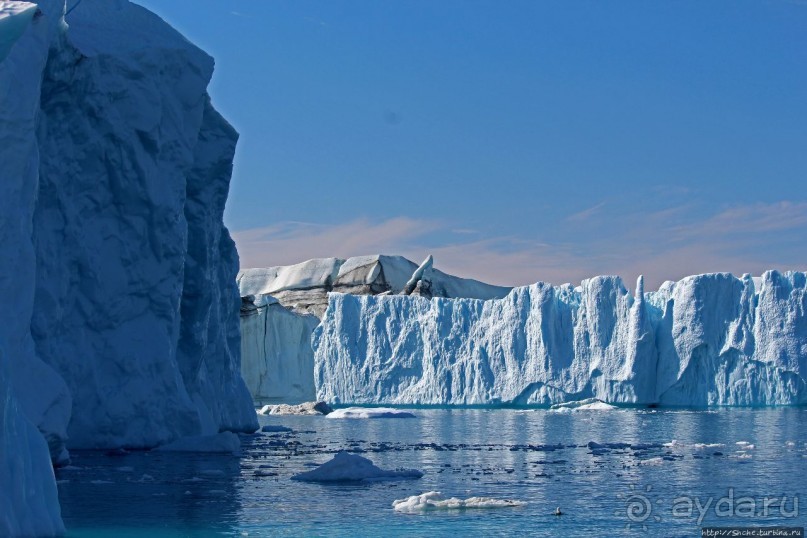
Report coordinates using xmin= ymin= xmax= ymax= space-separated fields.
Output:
xmin=549 ymin=399 xmax=617 ymax=412
xmin=259 ymin=402 xmax=333 ymax=416
xmin=261 ymin=425 xmax=293 ymax=433
xmin=291 ymin=452 xmax=423 ymax=482
xmin=327 ymin=407 xmax=416 ymax=419
xmin=392 ymin=491 xmax=527 ymax=512
xmin=155 ymin=432 xmax=241 ymax=456
xmin=637 ymin=457 xmax=665 ymax=466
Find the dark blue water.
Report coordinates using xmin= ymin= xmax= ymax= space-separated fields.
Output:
xmin=57 ymin=408 xmax=807 ymax=537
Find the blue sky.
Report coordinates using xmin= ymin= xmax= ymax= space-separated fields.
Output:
xmin=134 ymin=0 xmax=806 ymax=288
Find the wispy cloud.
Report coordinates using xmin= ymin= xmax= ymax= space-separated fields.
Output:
xmin=232 ymin=201 xmax=807 ymax=291
xmin=565 ymin=201 xmax=606 ymax=222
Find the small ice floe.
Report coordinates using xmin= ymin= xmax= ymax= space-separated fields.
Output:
xmin=664 ymin=440 xmax=724 ymax=450
xmin=135 ymin=474 xmax=154 ymax=483
xmin=692 ymin=443 xmax=724 ymax=450
xmin=735 ymin=441 xmax=755 ymax=449
xmin=261 ymin=425 xmax=293 ymax=433
xmin=785 ymin=441 xmax=796 ymax=447
xmin=392 ymin=491 xmax=526 ymax=513
xmin=291 ymin=451 xmax=423 ymax=483
xmin=154 ymin=432 xmax=241 ymax=456
xmin=326 ymin=407 xmax=416 ymax=419
xmin=258 ymin=401 xmax=333 ymax=416
xmin=549 ymin=398 xmax=616 ymax=413
xmin=637 ymin=457 xmax=665 ymax=466
xmin=182 ymin=477 xmax=205 ymax=483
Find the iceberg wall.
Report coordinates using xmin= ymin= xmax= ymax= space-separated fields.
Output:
xmin=0 ymin=1 xmax=65 ymax=534
xmin=238 ymin=255 xmax=512 ymax=402
xmin=241 ymin=296 xmax=320 ymax=404
xmin=313 ymin=271 xmax=807 ymax=406
xmin=23 ymin=0 xmax=257 ymax=450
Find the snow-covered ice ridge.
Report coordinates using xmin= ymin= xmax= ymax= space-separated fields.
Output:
xmin=240 ymin=255 xmax=511 ymax=403
xmin=1 ymin=1 xmax=255 ymax=532
xmin=238 ymin=254 xmax=512 ymax=317
xmin=315 ymin=271 xmax=807 ymax=406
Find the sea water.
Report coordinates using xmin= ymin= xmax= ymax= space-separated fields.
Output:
xmin=58 ymin=408 xmax=807 ymax=537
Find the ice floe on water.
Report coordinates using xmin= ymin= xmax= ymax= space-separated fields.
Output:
xmin=258 ymin=402 xmax=333 ymax=416
xmin=392 ymin=491 xmax=527 ymax=513
xmin=662 ymin=440 xmax=725 ymax=450
xmin=291 ymin=452 xmax=423 ymax=482
xmin=326 ymin=407 xmax=416 ymax=419
xmin=549 ymin=399 xmax=617 ymax=412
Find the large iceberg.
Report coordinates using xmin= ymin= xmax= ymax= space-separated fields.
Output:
xmin=238 ymin=254 xmax=511 ymax=317
xmin=239 ymin=255 xmax=512 ymax=403
xmin=1 ymin=0 xmax=255 ymax=532
xmin=314 ymin=271 xmax=807 ymax=406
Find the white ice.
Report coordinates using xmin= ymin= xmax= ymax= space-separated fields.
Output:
xmin=549 ymin=398 xmax=617 ymax=412
xmin=326 ymin=407 xmax=416 ymax=419
xmin=315 ymin=271 xmax=807 ymax=407
xmin=392 ymin=491 xmax=527 ymax=513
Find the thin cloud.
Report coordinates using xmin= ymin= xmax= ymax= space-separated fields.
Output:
xmin=232 ymin=201 xmax=806 ymax=292
xmin=565 ymin=201 xmax=607 ymax=222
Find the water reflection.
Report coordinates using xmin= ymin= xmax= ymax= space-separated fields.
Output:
xmin=57 ymin=408 xmax=807 ymax=537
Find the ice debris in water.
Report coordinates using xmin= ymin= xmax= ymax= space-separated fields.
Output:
xmin=258 ymin=402 xmax=333 ymax=416
xmin=326 ymin=407 xmax=416 ymax=419
xmin=393 ymin=491 xmax=527 ymax=512
xmin=291 ymin=452 xmax=423 ymax=482
xmin=549 ymin=398 xmax=617 ymax=412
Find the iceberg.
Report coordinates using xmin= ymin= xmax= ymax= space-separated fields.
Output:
xmin=238 ymin=254 xmax=511 ymax=317
xmin=314 ymin=271 xmax=807 ymax=407
xmin=1 ymin=343 xmax=64 ymax=537
xmin=392 ymin=492 xmax=527 ymax=513
xmin=258 ymin=401 xmax=333 ymax=415
xmin=239 ymin=255 xmax=511 ymax=403
xmin=326 ymin=407 xmax=416 ymax=419
xmin=241 ymin=296 xmax=320 ymax=403
xmin=549 ymin=398 xmax=617 ymax=412
xmin=1 ymin=0 xmax=255 ymax=533
xmin=291 ymin=452 xmax=423 ymax=482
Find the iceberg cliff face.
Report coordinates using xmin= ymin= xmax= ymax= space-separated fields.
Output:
xmin=238 ymin=255 xmax=512 ymax=402
xmin=23 ymin=0 xmax=257 ymax=450
xmin=0 ymin=2 xmax=65 ymax=534
xmin=241 ymin=296 xmax=319 ymax=404
xmin=1 ymin=0 xmax=252 ymax=532
xmin=313 ymin=271 xmax=807 ymax=406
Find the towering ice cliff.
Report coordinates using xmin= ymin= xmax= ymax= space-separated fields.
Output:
xmin=1 ymin=0 xmax=254 ymax=531
xmin=314 ymin=271 xmax=807 ymax=407
xmin=239 ymin=255 xmax=511 ymax=402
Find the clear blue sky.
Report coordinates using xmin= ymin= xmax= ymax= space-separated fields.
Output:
xmin=134 ymin=0 xmax=806 ymax=288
